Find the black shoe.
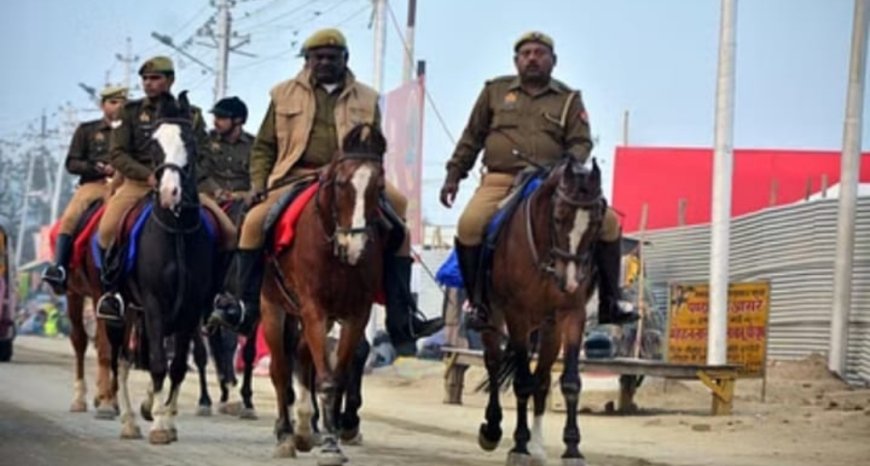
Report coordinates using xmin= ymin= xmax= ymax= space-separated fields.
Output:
xmin=595 ymin=236 xmax=640 ymax=326
xmin=96 ymin=292 xmax=125 ymax=323
xmin=42 ymin=234 xmax=73 ymax=295
xmin=411 ymin=313 xmax=444 ymax=339
xmin=384 ymin=256 xmax=444 ymax=350
xmin=454 ymin=239 xmax=490 ymax=331
xmin=208 ymin=249 xmax=264 ymax=335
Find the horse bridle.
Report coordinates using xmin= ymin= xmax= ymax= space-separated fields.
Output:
xmin=316 ymin=151 xmax=384 ymax=248
xmin=525 ymin=181 xmax=605 ymax=279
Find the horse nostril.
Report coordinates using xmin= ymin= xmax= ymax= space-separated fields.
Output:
xmin=172 ymin=187 xmax=179 ymax=197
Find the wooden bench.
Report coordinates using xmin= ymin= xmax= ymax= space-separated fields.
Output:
xmin=442 ymin=347 xmax=741 ymax=416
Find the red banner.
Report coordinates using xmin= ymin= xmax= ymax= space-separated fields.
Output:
xmin=382 ymin=77 xmax=425 ymax=245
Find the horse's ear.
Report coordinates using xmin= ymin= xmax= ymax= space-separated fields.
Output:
xmin=178 ymin=91 xmax=191 ymax=119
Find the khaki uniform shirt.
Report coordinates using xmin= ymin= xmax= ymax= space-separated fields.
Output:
xmin=198 ymin=130 xmax=254 ymax=195
xmin=66 ymin=119 xmax=113 ymax=184
xmin=109 ymin=94 xmax=207 ymax=181
xmin=446 ymin=75 xmax=593 ymax=178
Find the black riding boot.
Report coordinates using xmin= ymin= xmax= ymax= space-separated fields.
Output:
xmin=42 ymin=234 xmax=73 ymax=295
xmin=454 ymin=239 xmax=488 ymax=331
xmin=384 ymin=255 xmax=444 ymax=357
xmin=595 ymin=237 xmax=640 ymax=325
xmin=209 ymin=249 xmax=264 ymax=335
xmin=96 ymin=246 xmax=125 ymax=323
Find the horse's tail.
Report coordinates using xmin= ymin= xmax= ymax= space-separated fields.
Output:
xmin=474 ymin=346 xmax=518 ymax=394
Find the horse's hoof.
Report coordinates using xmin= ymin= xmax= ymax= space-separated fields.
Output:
xmin=238 ymin=407 xmax=258 ymax=420
xmin=294 ymin=433 xmax=315 ymax=453
xmin=316 ymin=448 xmax=347 ymax=466
xmin=120 ymin=424 xmax=142 ymax=440
xmin=340 ymin=428 xmax=363 ymax=446
xmin=529 ymin=448 xmax=547 ymax=466
xmin=478 ymin=423 xmax=501 ymax=452
xmin=149 ymin=429 xmax=173 ymax=445
xmin=94 ymin=404 xmax=117 ymax=420
xmin=560 ymin=458 xmax=586 ymax=466
xmin=273 ymin=439 xmax=297 ymax=458
xmin=140 ymin=401 xmax=153 ymax=422
xmin=169 ymin=427 xmax=178 ymax=443
xmin=219 ymin=401 xmax=241 ymax=416
xmin=70 ymin=399 xmax=87 ymax=413
xmin=507 ymin=452 xmax=533 ymax=466
xmin=196 ymin=405 xmax=212 ymax=417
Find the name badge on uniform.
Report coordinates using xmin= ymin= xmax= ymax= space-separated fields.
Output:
xmin=211 ymin=142 xmax=221 ymax=152
xmin=139 ymin=112 xmax=150 ymax=123
xmin=94 ymin=132 xmax=105 ymax=142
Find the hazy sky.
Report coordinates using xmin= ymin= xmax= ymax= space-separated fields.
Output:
xmin=1 ymin=0 xmax=867 ymax=225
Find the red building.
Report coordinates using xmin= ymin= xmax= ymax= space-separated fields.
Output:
xmin=612 ymin=147 xmax=870 ymax=232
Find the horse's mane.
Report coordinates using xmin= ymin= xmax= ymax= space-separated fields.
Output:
xmin=341 ymin=123 xmax=386 ymax=156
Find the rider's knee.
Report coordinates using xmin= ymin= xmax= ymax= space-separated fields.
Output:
xmin=601 ymin=208 xmax=621 ymax=242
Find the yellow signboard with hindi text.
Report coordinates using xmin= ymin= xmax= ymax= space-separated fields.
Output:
xmin=667 ymin=281 xmax=770 ymax=377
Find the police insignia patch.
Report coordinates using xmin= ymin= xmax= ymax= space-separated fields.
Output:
xmin=94 ymin=132 xmax=104 ymax=142
xmin=140 ymin=113 xmax=150 ymax=123
xmin=504 ymin=92 xmax=518 ymax=104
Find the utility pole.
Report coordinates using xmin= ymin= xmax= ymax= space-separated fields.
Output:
xmin=50 ymin=105 xmax=78 ymax=224
xmin=215 ymin=0 xmax=231 ymax=101
xmin=372 ymin=0 xmax=387 ymax=93
xmin=829 ymin=0 xmax=869 ymax=376
xmin=401 ymin=0 xmax=417 ymax=83
xmin=708 ymin=0 xmax=737 ymax=366
xmin=14 ymin=113 xmax=40 ymax=270
xmin=115 ymin=37 xmax=140 ymax=90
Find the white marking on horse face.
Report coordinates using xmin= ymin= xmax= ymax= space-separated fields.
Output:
xmin=152 ymin=124 xmax=188 ymax=209
xmin=336 ymin=165 xmax=373 ymax=265
xmin=564 ymin=208 xmax=590 ymax=293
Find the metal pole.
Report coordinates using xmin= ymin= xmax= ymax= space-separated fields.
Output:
xmin=215 ymin=0 xmax=231 ymax=102
xmin=50 ymin=105 xmax=77 ymax=223
xmin=708 ymin=0 xmax=737 ymax=366
xmin=14 ymin=147 xmax=37 ymax=270
xmin=622 ymin=110 xmax=630 ymax=146
xmin=829 ymin=0 xmax=869 ymax=376
xmin=401 ymin=0 xmax=417 ymax=83
xmin=372 ymin=0 xmax=387 ymax=93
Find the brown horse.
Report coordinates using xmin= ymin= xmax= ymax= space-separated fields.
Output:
xmin=261 ymin=124 xmax=386 ymax=464
xmin=62 ymin=204 xmax=119 ymax=420
xmin=479 ymin=158 xmax=604 ymax=466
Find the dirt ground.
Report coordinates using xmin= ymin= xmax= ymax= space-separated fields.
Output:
xmin=4 ymin=337 xmax=869 ymax=466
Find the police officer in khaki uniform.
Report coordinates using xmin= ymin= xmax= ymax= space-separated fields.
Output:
xmin=440 ymin=32 xmax=638 ymax=329
xmin=42 ymin=86 xmax=128 ymax=294
xmin=210 ymin=29 xmax=442 ymax=351
xmin=198 ymin=96 xmax=254 ymax=199
xmin=95 ymin=56 xmax=238 ymax=321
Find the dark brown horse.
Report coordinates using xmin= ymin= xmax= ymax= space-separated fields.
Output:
xmin=479 ymin=158 xmax=604 ymax=466
xmin=261 ymin=124 xmax=386 ymax=464
xmin=64 ymin=206 xmax=119 ymax=420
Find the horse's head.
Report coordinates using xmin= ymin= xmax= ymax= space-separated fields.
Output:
xmin=549 ymin=157 xmax=604 ymax=293
xmin=152 ymin=91 xmax=197 ymax=214
xmin=321 ymin=123 xmax=386 ymax=266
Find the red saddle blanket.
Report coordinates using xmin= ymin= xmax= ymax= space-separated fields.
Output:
xmin=272 ymin=182 xmax=320 ymax=255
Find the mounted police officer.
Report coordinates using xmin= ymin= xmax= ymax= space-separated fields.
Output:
xmin=198 ymin=96 xmax=254 ymax=200
xmin=42 ymin=86 xmax=128 ymax=294
xmin=440 ymin=32 xmax=639 ymax=329
xmin=95 ymin=56 xmax=238 ymax=321
xmin=209 ymin=28 xmax=442 ymax=354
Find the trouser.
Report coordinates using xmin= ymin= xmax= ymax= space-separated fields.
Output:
xmin=59 ymin=181 xmax=109 ymax=235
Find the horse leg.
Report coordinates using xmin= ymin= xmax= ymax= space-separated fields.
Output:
xmin=67 ymin=292 xmax=88 ymax=412
xmin=163 ymin=330 xmax=194 ymax=443
xmin=529 ymin=322 xmax=561 ymax=466
xmin=192 ymin=331 xmax=213 ymax=416
xmin=479 ymin=327 xmax=504 ymax=451
xmin=110 ymin=323 xmax=141 ymax=439
xmin=339 ymin=337 xmax=370 ymax=446
xmin=293 ymin=335 xmax=318 ymax=452
xmin=507 ymin=339 xmax=535 ymax=466
xmin=262 ymin=298 xmax=296 ymax=458
xmin=143 ymin=308 xmax=172 ymax=445
xmin=94 ymin=318 xmax=118 ymax=419
xmin=303 ymin=315 xmax=344 ymax=466
xmin=559 ymin=312 xmax=587 ymax=466
xmin=207 ymin=328 xmax=230 ymax=410
xmin=239 ymin=324 xmax=258 ymax=419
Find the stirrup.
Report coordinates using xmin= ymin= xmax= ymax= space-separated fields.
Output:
xmin=42 ymin=266 xmax=67 ymax=293
xmin=208 ymin=294 xmax=246 ymax=332
xmin=95 ymin=293 xmax=125 ymax=322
